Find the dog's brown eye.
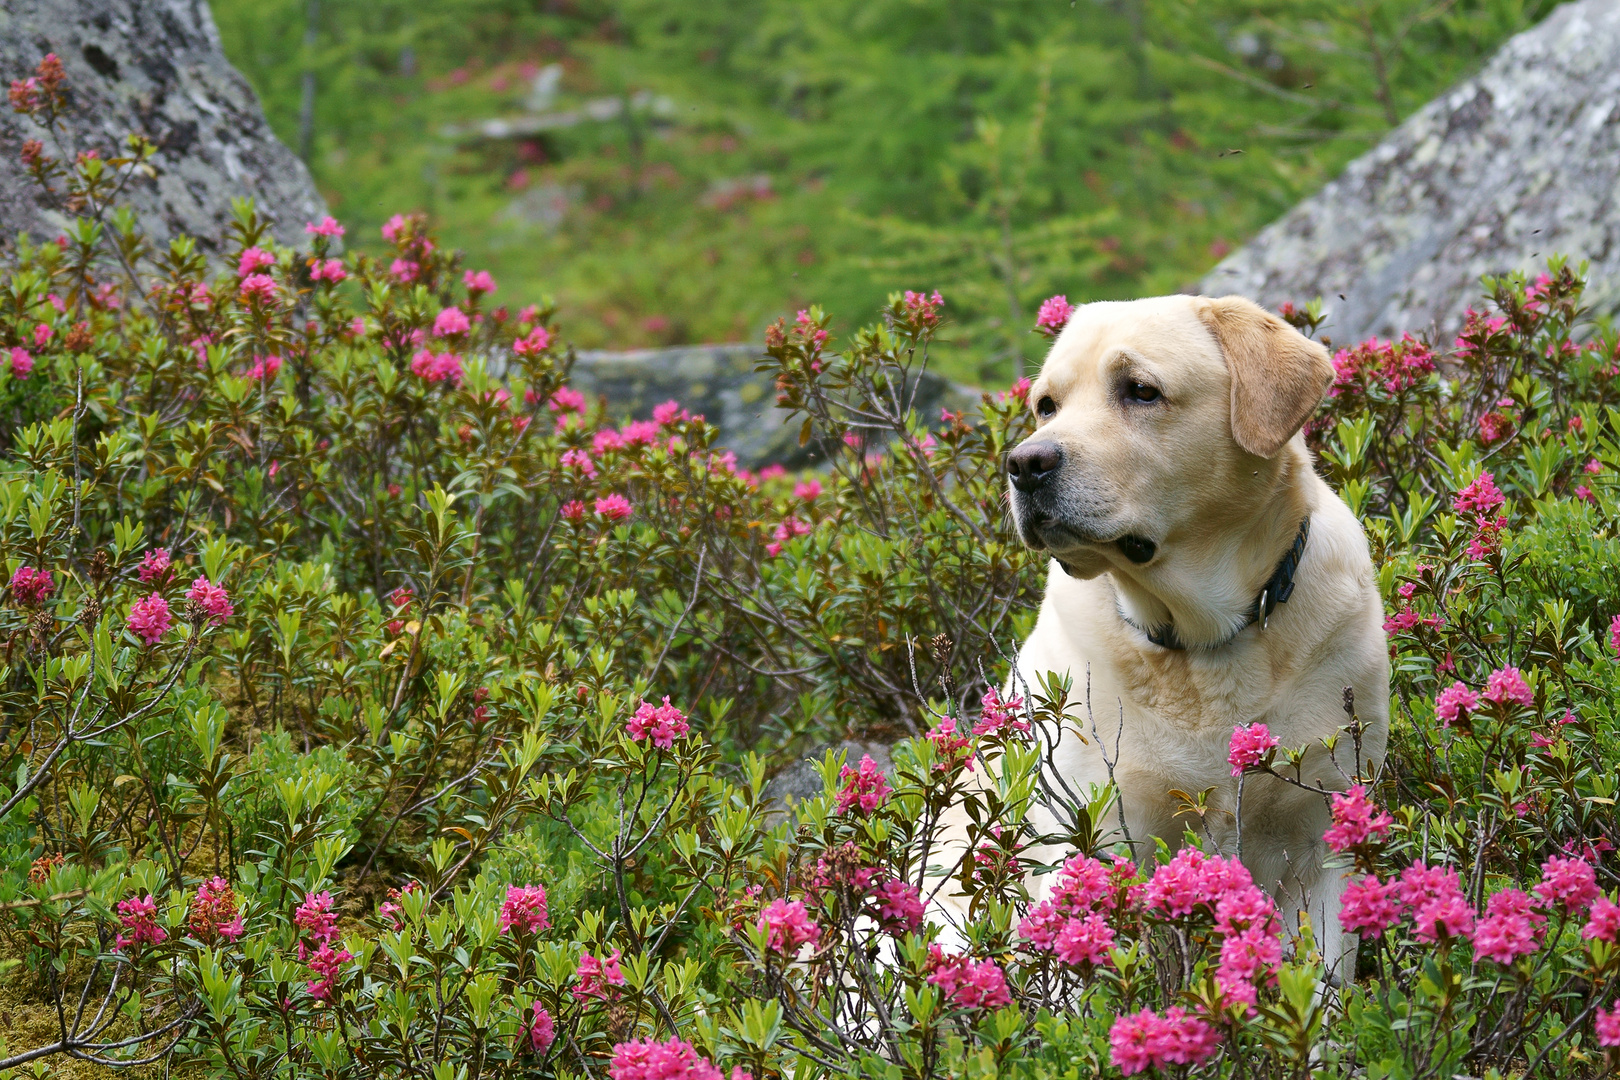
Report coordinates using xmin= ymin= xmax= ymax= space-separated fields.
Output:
xmin=1125 ymin=381 xmax=1161 ymax=403
xmin=1036 ymin=396 xmax=1057 ymax=419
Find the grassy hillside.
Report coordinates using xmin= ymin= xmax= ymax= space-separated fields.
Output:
xmin=210 ymin=0 xmax=1555 ymax=382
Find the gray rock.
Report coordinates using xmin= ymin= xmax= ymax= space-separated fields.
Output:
xmin=761 ymin=740 xmax=894 ymax=824
xmin=1203 ymin=0 xmax=1620 ymax=346
xmin=571 ymin=343 xmax=979 ymax=468
xmin=0 ymin=0 xmax=325 ymax=253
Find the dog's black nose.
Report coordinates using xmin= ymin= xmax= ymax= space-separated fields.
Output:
xmin=1007 ymin=442 xmax=1063 ymax=492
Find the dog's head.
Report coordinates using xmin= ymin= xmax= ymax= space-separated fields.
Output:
xmin=1007 ymin=294 xmax=1332 ymax=577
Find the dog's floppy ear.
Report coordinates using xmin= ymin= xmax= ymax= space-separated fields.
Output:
xmin=1197 ymin=295 xmax=1333 ymax=458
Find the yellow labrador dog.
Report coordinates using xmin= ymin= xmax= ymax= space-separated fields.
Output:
xmin=956 ymin=294 xmax=1390 ymax=980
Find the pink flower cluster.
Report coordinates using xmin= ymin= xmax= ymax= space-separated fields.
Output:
xmin=187 ymin=575 xmax=233 ymax=625
xmin=626 ymin=696 xmax=691 ymax=748
xmin=834 ymin=754 xmax=892 ymax=815
xmin=1140 ymin=849 xmax=1282 ymax=1008
xmin=188 ymin=876 xmax=244 ymax=943
xmin=973 ymin=686 xmax=1028 ymax=737
xmin=573 ymin=947 xmax=626 ymax=1001
xmin=1597 ymin=1004 xmax=1620 ymax=1049
xmin=128 ymin=593 xmax=172 ymax=645
xmin=1483 ymin=665 xmax=1533 ymax=708
xmin=1323 ymin=785 xmax=1394 ymax=852
xmin=237 ymin=247 xmax=275 ymax=277
xmin=596 ymin=493 xmax=633 ymax=520
xmin=434 ymin=307 xmax=471 ymax=337
xmin=609 ymin=1037 xmax=738 ymax=1080
xmin=1434 ymin=681 xmax=1479 ymax=726
xmin=411 ymin=349 xmax=464 ymax=384
xmin=924 ymin=946 xmax=1012 ymax=1010
xmin=1453 ymin=471 xmax=1505 ymax=516
xmin=377 ymin=880 xmax=420 ymax=928
xmin=872 ymin=879 xmax=925 ymax=933
xmin=115 ymin=895 xmax=167 ymax=951
xmin=514 ymin=326 xmax=552 ymax=356
xmin=239 ymin=274 xmax=278 ymax=304
xmin=501 ymin=884 xmax=551 ymax=935
xmin=310 ymin=258 xmax=346 ymax=283
xmin=1034 ymin=294 xmax=1074 ymax=336
xmin=294 ymin=891 xmax=339 ymax=944
xmin=1328 ymin=334 xmax=1436 ymax=398
xmin=1227 ymin=722 xmax=1278 ymax=775
xmin=757 ymin=898 xmax=821 ymax=953
xmin=305 ymin=942 xmax=354 ymax=1001
xmin=765 ymin=516 xmax=811 ymax=556
xmin=525 ymin=1003 xmax=555 ymax=1054
xmin=464 ymin=269 xmax=497 ymax=296
xmin=900 ymin=289 xmax=944 ymax=329
xmin=9 ymin=565 xmax=54 ymax=606
xmin=1109 ymin=1006 xmax=1221 ymax=1075
xmin=1018 ymin=853 xmax=1135 ymax=966
xmin=305 ymin=216 xmax=345 ymax=238
xmin=9 ymin=346 xmax=33 ymax=378
xmin=925 ymin=718 xmax=973 ymax=772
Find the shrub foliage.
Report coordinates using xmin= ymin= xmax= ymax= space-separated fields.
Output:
xmin=1 ymin=53 xmax=1618 ymax=1080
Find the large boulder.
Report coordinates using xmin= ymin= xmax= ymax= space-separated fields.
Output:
xmin=1204 ymin=0 xmax=1620 ymax=345
xmin=0 ymin=0 xmax=325 ymax=252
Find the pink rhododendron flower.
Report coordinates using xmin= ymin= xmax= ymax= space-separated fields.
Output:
xmin=1035 ymin=294 xmax=1074 ymax=336
xmin=1453 ymin=471 xmax=1505 ymax=515
xmin=9 ymin=566 xmax=53 ymax=606
xmin=1398 ymin=863 xmax=1473 ymax=943
xmin=305 ymin=942 xmax=353 ymax=1001
xmin=1324 ymin=785 xmax=1394 ymax=851
xmin=500 ymin=884 xmax=550 ymax=935
xmin=1483 ymin=665 xmax=1533 ymax=708
xmin=608 ymin=1037 xmax=728 ymax=1080
xmin=573 ymin=948 xmax=626 ymax=1001
xmin=560 ymin=447 xmax=596 ymax=478
xmin=239 ymin=273 xmax=278 ymax=304
xmin=925 ymin=947 xmax=1011 ymax=1010
xmin=1142 ymin=848 xmax=1252 ymax=919
xmin=765 ymin=516 xmax=812 ymax=556
xmin=1597 ymin=1004 xmax=1620 ymax=1048
xmin=9 ymin=346 xmax=33 ymax=378
xmin=873 ymin=879 xmax=924 ymax=933
xmin=525 ymin=1003 xmax=555 ymax=1053
xmin=237 ymin=247 xmax=274 ymax=277
xmin=1019 ymin=853 xmax=1136 ymax=950
xmin=33 ymin=322 xmax=51 ymax=347
xmin=389 ymin=258 xmax=420 ymax=283
xmin=901 ymin=289 xmax=944 ymax=328
xmin=382 ymin=214 xmax=409 ymax=241
xmin=377 ymin=881 xmax=419 ymax=928
xmin=128 ymin=593 xmax=172 ymax=646
xmin=794 ymin=478 xmax=822 ymax=502
xmin=1340 ymin=874 xmax=1404 ymax=937
xmin=247 ymin=354 xmax=282 ymax=381
xmin=1227 ymin=722 xmax=1278 ymax=775
xmin=925 ymin=719 xmax=973 ymax=772
xmin=187 ymin=576 xmax=233 ymax=625
xmin=294 ymin=891 xmax=339 ymax=944
xmin=595 ymin=493 xmax=633 ymax=520
xmin=1577 ymin=484 xmax=1597 ymax=504
xmin=1004 ymin=375 xmax=1032 ymax=403
xmin=137 ymin=547 xmax=171 ymax=583
xmin=310 ymin=257 xmax=346 ymax=283
xmin=115 ymin=895 xmax=167 ymax=951
xmin=1434 ymin=682 xmax=1479 ymax=726
xmin=410 ymin=350 xmax=463 ymax=384
xmin=548 ymin=385 xmax=585 ymax=413
xmin=434 ymin=307 xmax=471 ymax=337
xmin=561 ymin=499 xmax=586 ymax=521
xmin=593 ymin=429 xmax=626 ymax=453
xmin=1535 ymin=856 xmax=1599 ymax=913
xmin=653 ymin=399 xmax=687 ymax=425
xmin=626 ymin=697 xmax=690 ymax=749
xmin=514 ymin=326 xmax=552 ymax=355
xmin=1473 ymin=888 xmax=1544 ymax=964
xmin=1054 ymin=911 xmax=1115 ymax=967
xmin=834 ymin=755 xmax=892 ymax=814
xmin=188 ymin=876 xmax=244 ymax=942
xmin=305 ymin=216 xmax=345 ymax=237
xmin=464 ymin=269 xmax=497 ymax=295
xmin=621 ymin=419 xmax=661 ymax=445
xmin=757 ymin=898 xmax=821 ymax=952
xmin=974 ymin=685 xmax=1028 ymax=736
xmin=1109 ymin=1007 xmax=1221 ymax=1075
xmin=1584 ymin=896 xmax=1620 ymax=944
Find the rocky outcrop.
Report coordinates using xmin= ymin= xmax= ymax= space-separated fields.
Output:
xmin=571 ymin=344 xmax=978 ymax=468
xmin=0 ymin=0 xmax=325 ymax=252
xmin=1203 ymin=0 xmax=1620 ymax=345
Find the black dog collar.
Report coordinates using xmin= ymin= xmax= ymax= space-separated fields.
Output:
xmin=1121 ymin=516 xmax=1311 ymax=652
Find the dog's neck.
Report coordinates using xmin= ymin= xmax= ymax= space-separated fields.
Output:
xmin=1110 ymin=452 xmax=1314 ymax=650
